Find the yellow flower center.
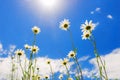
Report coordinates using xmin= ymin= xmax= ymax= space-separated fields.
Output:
xmin=86 ymin=26 xmax=91 ymax=30
xmin=18 ymin=52 xmax=22 ymax=56
xmin=70 ymin=54 xmax=74 ymax=57
xmin=85 ymin=34 xmax=90 ymax=38
xmin=64 ymin=24 xmax=68 ymax=28
xmin=32 ymin=48 xmax=36 ymax=52
xmin=45 ymin=76 xmax=48 ymax=79
xmin=34 ymin=30 xmax=38 ymax=33
xmin=63 ymin=62 xmax=67 ymax=65
xmin=37 ymin=68 xmax=39 ymax=70
xmin=38 ymin=76 xmax=40 ymax=79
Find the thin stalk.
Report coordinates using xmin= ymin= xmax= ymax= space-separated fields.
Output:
xmin=73 ymin=57 xmax=80 ymax=80
xmin=74 ymin=56 xmax=83 ymax=80
xmin=68 ymin=29 xmax=75 ymax=51
xmin=28 ymin=34 xmax=37 ymax=79
xmin=18 ymin=56 xmax=25 ymax=79
xmin=11 ymin=56 xmax=14 ymax=80
xmin=33 ymin=54 xmax=37 ymax=75
xmin=49 ymin=64 xmax=54 ymax=80
xmin=65 ymin=65 xmax=70 ymax=80
xmin=68 ymin=29 xmax=84 ymax=80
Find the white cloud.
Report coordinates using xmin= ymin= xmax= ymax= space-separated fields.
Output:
xmin=90 ymin=11 xmax=94 ymax=14
xmin=89 ymin=48 xmax=120 ymax=79
xmin=0 ymin=56 xmax=74 ymax=80
xmin=8 ymin=45 xmax=16 ymax=55
xmin=35 ymin=57 xmax=73 ymax=75
xmin=78 ymin=56 xmax=90 ymax=62
xmin=0 ymin=54 xmax=91 ymax=80
xmin=95 ymin=8 xmax=101 ymax=12
xmin=90 ymin=7 xmax=101 ymax=14
xmin=0 ymin=43 xmax=3 ymax=52
xmin=0 ymin=43 xmax=16 ymax=56
xmin=107 ymin=14 xmax=113 ymax=19
xmin=95 ymin=22 xmax=99 ymax=27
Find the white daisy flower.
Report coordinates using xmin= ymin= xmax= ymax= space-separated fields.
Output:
xmin=14 ymin=49 xmax=24 ymax=56
xmin=44 ymin=75 xmax=50 ymax=79
xmin=24 ymin=44 xmax=30 ymax=49
xmin=82 ymin=31 xmax=91 ymax=40
xmin=59 ymin=19 xmax=70 ymax=31
xmin=68 ymin=77 xmax=73 ymax=80
xmin=30 ymin=45 xmax=39 ymax=54
xmin=62 ymin=58 xmax=69 ymax=66
xmin=32 ymin=26 xmax=41 ymax=34
xmin=46 ymin=59 xmax=51 ymax=64
xmin=58 ymin=74 xmax=63 ymax=79
xmin=80 ymin=20 xmax=96 ymax=32
xmin=68 ymin=50 xmax=76 ymax=58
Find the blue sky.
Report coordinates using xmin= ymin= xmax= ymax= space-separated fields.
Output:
xmin=0 ymin=0 xmax=120 ymax=79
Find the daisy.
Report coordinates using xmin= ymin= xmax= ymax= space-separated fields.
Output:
xmin=68 ymin=77 xmax=73 ymax=80
xmin=68 ymin=50 xmax=76 ymax=58
xmin=32 ymin=26 xmax=41 ymax=34
xmin=62 ymin=58 xmax=69 ymax=66
xmin=44 ymin=75 xmax=49 ymax=79
xmin=82 ymin=31 xmax=91 ymax=40
xmin=30 ymin=45 xmax=39 ymax=53
xmin=14 ymin=49 xmax=24 ymax=56
xmin=59 ymin=19 xmax=70 ymax=31
xmin=37 ymin=67 xmax=39 ymax=70
xmin=80 ymin=20 xmax=96 ymax=32
xmin=46 ymin=59 xmax=51 ymax=64
xmin=37 ymin=75 xmax=41 ymax=80
xmin=58 ymin=74 xmax=63 ymax=79
xmin=24 ymin=44 xmax=30 ymax=49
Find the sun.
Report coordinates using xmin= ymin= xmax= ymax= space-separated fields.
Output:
xmin=39 ymin=0 xmax=57 ymax=9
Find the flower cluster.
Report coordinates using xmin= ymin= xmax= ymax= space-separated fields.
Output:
xmin=80 ymin=20 xmax=96 ymax=40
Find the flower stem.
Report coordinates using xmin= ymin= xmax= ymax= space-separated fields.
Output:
xmin=90 ymin=35 xmax=108 ymax=80
xmin=49 ymin=64 xmax=54 ymax=80
xmin=68 ymin=29 xmax=84 ymax=80
xmin=28 ymin=34 xmax=37 ymax=79
xmin=18 ymin=56 xmax=25 ymax=79
xmin=65 ymin=65 xmax=70 ymax=80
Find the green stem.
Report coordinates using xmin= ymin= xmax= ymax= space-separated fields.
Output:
xmin=28 ymin=34 xmax=37 ymax=79
xmin=73 ymin=57 xmax=80 ymax=80
xmin=68 ymin=29 xmax=83 ymax=80
xmin=18 ymin=56 xmax=25 ymax=79
xmin=65 ymin=65 xmax=70 ymax=80
xmin=68 ymin=29 xmax=75 ymax=51
xmin=33 ymin=54 xmax=37 ymax=75
xmin=49 ymin=64 xmax=54 ymax=80
xmin=74 ymin=56 xmax=83 ymax=80
xmin=11 ymin=56 xmax=14 ymax=80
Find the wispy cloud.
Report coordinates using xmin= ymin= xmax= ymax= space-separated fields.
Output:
xmin=0 ymin=43 xmax=16 ymax=56
xmin=90 ymin=7 xmax=101 ymax=14
xmin=78 ymin=56 xmax=90 ymax=62
xmin=0 ymin=43 xmax=3 ymax=52
xmin=95 ymin=8 xmax=101 ymax=12
xmin=107 ymin=14 xmax=113 ymax=19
